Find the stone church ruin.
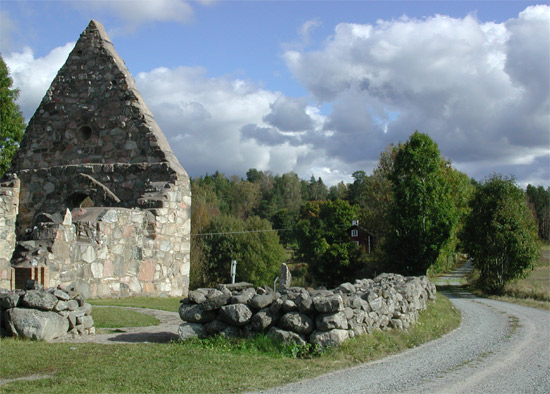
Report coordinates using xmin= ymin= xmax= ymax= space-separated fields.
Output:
xmin=0 ymin=20 xmax=191 ymax=298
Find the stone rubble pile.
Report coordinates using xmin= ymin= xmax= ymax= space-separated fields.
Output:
xmin=178 ymin=273 xmax=436 ymax=347
xmin=0 ymin=282 xmax=94 ymax=341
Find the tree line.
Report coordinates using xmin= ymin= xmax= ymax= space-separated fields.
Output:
xmin=190 ymin=131 xmax=546 ymax=294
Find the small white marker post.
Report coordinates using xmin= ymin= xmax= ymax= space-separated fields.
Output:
xmin=230 ymin=260 xmax=237 ymax=284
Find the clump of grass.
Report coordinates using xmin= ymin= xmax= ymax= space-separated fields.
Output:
xmin=91 ymin=307 xmax=159 ymax=329
xmin=184 ymin=334 xmax=324 ymax=359
xmin=88 ymin=296 xmax=182 ymax=312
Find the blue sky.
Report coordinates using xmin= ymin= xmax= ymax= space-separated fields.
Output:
xmin=1 ymin=0 xmax=549 ymax=187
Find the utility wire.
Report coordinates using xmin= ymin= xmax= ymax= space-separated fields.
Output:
xmin=191 ymin=229 xmax=290 ymax=237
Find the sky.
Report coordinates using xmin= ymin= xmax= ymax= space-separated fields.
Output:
xmin=1 ymin=0 xmax=549 ymax=187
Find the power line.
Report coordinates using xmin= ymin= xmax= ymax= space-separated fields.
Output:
xmin=191 ymin=229 xmax=290 ymax=237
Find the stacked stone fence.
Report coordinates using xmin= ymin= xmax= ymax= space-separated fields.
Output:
xmin=178 ymin=273 xmax=436 ymax=347
xmin=0 ymin=282 xmax=94 ymax=341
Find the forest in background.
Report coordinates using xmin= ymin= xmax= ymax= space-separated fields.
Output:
xmin=189 ymin=133 xmax=549 ymax=290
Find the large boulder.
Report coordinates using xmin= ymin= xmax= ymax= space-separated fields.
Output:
xmin=278 ymin=312 xmax=314 ymax=335
xmin=6 ymin=308 xmax=69 ymax=341
xmin=20 ymin=290 xmax=58 ymax=311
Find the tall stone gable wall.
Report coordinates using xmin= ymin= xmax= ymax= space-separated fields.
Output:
xmin=1 ymin=20 xmax=191 ymax=297
xmin=0 ymin=178 xmax=19 ymax=289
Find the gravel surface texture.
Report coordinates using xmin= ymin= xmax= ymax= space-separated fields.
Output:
xmin=251 ymin=289 xmax=550 ymax=394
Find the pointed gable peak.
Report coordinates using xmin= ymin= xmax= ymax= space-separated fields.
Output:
xmin=12 ymin=20 xmax=186 ymax=176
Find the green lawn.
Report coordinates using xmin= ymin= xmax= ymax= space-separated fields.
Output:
xmin=0 ymin=294 xmax=460 ymax=394
xmin=92 ymin=307 xmax=160 ymax=329
xmin=88 ymin=296 xmax=182 ymax=312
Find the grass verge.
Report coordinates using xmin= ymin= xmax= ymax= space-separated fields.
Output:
xmin=0 ymin=294 xmax=459 ymax=394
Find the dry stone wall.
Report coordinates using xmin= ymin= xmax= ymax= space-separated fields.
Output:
xmin=178 ymin=274 xmax=437 ymax=347
xmin=0 ymin=283 xmax=94 ymax=341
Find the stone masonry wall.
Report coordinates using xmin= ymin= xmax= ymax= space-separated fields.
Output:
xmin=178 ymin=274 xmax=437 ymax=347
xmin=0 ymin=177 xmax=19 ymax=289
xmin=1 ymin=20 xmax=191 ymax=298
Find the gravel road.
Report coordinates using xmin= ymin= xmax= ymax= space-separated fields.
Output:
xmin=252 ymin=289 xmax=550 ymax=394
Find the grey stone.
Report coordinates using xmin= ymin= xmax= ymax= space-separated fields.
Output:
xmin=367 ymin=293 xmax=384 ymax=313
xmin=230 ymin=288 xmax=256 ymax=304
xmin=188 ymin=289 xmax=208 ymax=304
xmin=313 ymin=294 xmax=344 ymax=313
xmin=6 ymin=308 xmax=69 ymax=341
xmin=21 ymin=290 xmax=59 ymax=311
xmin=219 ymin=304 xmax=252 ymax=326
xmin=282 ymin=299 xmax=298 ymax=312
xmin=267 ymin=326 xmax=307 ymax=347
xmin=204 ymin=319 xmax=228 ymax=335
xmin=251 ymin=308 xmax=280 ymax=332
xmin=269 ymin=297 xmax=284 ymax=313
xmin=53 ymin=300 xmax=69 ymax=312
xmin=201 ymin=293 xmax=231 ymax=311
xmin=278 ymin=312 xmax=314 ymax=335
xmin=249 ymin=293 xmax=276 ymax=310
xmin=309 ymin=329 xmax=349 ymax=347
xmin=296 ymin=294 xmax=314 ymax=314
xmin=279 ymin=263 xmax=292 ymax=290
xmin=0 ymin=292 xmax=20 ymax=309
xmin=179 ymin=303 xmax=216 ymax=323
xmin=316 ymin=312 xmax=349 ymax=331
xmin=67 ymin=299 xmax=79 ymax=311
xmin=178 ymin=323 xmax=207 ymax=340
xmin=335 ymin=282 xmax=356 ymax=294
xmin=221 ymin=325 xmax=242 ymax=339
xmin=53 ymin=288 xmax=71 ymax=301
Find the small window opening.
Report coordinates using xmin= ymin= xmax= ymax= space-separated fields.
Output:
xmin=67 ymin=192 xmax=95 ymax=210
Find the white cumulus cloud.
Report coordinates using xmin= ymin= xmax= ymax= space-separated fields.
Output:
xmin=283 ymin=6 xmax=550 ymax=184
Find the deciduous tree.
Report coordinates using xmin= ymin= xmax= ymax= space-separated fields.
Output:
xmin=0 ymin=55 xmax=25 ymax=176
xmin=385 ymin=132 xmax=457 ymax=275
xmin=461 ymin=175 xmax=540 ymax=294
xmin=295 ymin=200 xmax=363 ymax=287
xmin=200 ymin=215 xmax=287 ymax=287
